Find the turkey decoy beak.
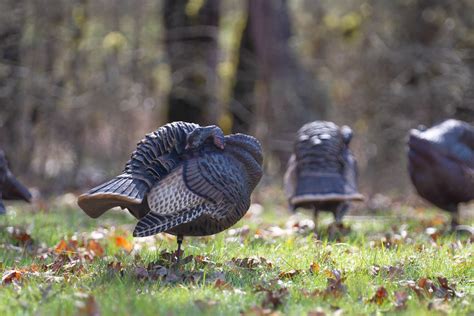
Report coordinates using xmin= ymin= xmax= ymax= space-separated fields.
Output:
xmin=208 ymin=126 xmax=225 ymax=150
xmin=4 ymin=171 xmax=32 ymax=202
xmin=213 ymin=137 xmax=225 ymax=150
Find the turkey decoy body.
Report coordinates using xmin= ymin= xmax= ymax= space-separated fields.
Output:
xmin=0 ymin=149 xmax=32 ymax=214
xmin=78 ymin=122 xmax=263 ymax=257
xmin=284 ymin=121 xmax=363 ymax=227
xmin=408 ymin=119 xmax=474 ymax=227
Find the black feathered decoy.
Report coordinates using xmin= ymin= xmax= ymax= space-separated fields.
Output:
xmin=0 ymin=149 xmax=32 ymax=214
xmin=284 ymin=121 xmax=363 ymax=227
xmin=78 ymin=122 xmax=263 ymax=258
xmin=408 ymin=119 xmax=474 ymax=227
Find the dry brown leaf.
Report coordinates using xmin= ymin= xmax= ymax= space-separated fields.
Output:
xmin=107 ymin=262 xmax=123 ymax=275
xmin=309 ymin=262 xmax=320 ymax=274
xmin=7 ymin=227 xmax=34 ymax=247
xmin=368 ymin=286 xmax=388 ymax=305
xmin=87 ymin=240 xmax=104 ymax=257
xmin=76 ymin=294 xmax=101 ymax=316
xmin=278 ymin=269 xmax=300 ymax=279
xmin=407 ymin=277 xmax=463 ymax=300
xmin=1 ymin=270 xmax=22 ymax=284
xmin=214 ymin=278 xmax=233 ymax=290
xmin=230 ymin=257 xmax=273 ymax=269
xmin=324 ymin=269 xmax=347 ymax=297
xmin=113 ymin=236 xmax=133 ymax=252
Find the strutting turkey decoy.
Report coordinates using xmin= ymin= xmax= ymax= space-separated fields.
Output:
xmin=408 ymin=119 xmax=474 ymax=227
xmin=284 ymin=121 xmax=364 ymax=227
xmin=78 ymin=121 xmax=263 ymax=258
xmin=0 ymin=149 xmax=32 ymax=214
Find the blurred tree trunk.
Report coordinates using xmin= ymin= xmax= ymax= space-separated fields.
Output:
xmin=230 ymin=11 xmax=256 ymax=134
xmin=0 ymin=0 xmax=27 ymax=170
xmin=67 ymin=0 xmax=88 ymax=188
xmin=232 ymin=0 xmax=328 ymax=170
xmin=164 ymin=0 xmax=220 ymax=125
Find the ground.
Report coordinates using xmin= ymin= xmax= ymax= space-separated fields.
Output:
xmin=0 ymin=191 xmax=473 ymax=316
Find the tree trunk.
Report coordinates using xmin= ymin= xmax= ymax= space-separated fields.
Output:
xmin=164 ymin=0 xmax=220 ymax=125
xmin=232 ymin=0 xmax=328 ymax=170
xmin=0 ymin=0 xmax=26 ymax=168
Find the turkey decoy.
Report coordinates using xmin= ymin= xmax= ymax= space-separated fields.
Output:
xmin=284 ymin=121 xmax=363 ymax=227
xmin=408 ymin=119 xmax=474 ymax=227
xmin=0 ymin=149 xmax=32 ymax=214
xmin=78 ymin=122 xmax=263 ymax=258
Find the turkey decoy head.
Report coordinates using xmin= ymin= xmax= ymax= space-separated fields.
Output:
xmin=340 ymin=125 xmax=353 ymax=145
xmin=185 ymin=125 xmax=225 ymax=151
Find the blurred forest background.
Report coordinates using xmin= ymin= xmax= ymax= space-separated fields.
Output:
xmin=1 ymin=0 xmax=474 ymax=200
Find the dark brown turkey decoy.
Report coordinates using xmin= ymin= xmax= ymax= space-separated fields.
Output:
xmin=284 ymin=121 xmax=363 ymax=227
xmin=408 ymin=119 xmax=474 ymax=227
xmin=0 ymin=149 xmax=32 ymax=214
xmin=78 ymin=121 xmax=263 ymax=257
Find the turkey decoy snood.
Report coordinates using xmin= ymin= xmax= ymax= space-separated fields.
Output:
xmin=0 ymin=149 xmax=32 ymax=214
xmin=408 ymin=119 xmax=474 ymax=227
xmin=284 ymin=121 xmax=363 ymax=227
xmin=78 ymin=122 xmax=263 ymax=258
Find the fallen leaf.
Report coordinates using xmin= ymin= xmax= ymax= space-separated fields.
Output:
xmin=76 ymin=294 xmax=101 ymax=316
xmin=309 ymin=262 xmax=320 ymax=274
xmin=113 ymin=236 xmax=133 ymax=252
xmin=7 ymin=226 xmax=34 ymax=247
xmin=230 ymin=257 xmax=273 ymax=269
xmin=54 ymin=239 xmax=75 ymax=255
xmin=107 ymin=262 xmax=123 ymax=275
xmin=394 ymin=291 xmax=408 ymax=310
xmin=1 ymin=270 xmax=22 ymax=284
xmin=278 ymin=269 xmax=300 ymax=279
xmin=324 ymin=270 xmax=347 ymax=297
xmin=368 ymin=286 xmax=388 ymax=305
xmin=407 ymin=276 xmax=464 ymax=301
xmin=214 ymin=278 xmax=233 ymax=290
xmin=87 ymin=240 xmax=104 ymax=257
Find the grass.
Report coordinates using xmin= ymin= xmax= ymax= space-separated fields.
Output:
xmin=0 ymin=197 xmax=473 ymax=316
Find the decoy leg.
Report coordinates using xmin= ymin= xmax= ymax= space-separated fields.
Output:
xmin=335 ymin=202 xmax=349 ymax=224
xmin=176 ymin=234 xmax=184 ymax=263
xmin=0 ymin=197 xmax=5 ymax=215
xmin=450 ymin=205 xmax=459 ymax=230
xmin=312 ymin=205 xmax=319 ymax=231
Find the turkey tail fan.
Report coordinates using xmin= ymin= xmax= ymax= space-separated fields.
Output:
xmin=3 ymin=171 xmax=32 ymax=202
xmin=291 ymin=173 xmax=363 ymax=205
xmin=77 ymin=175 xmax=149 ymax=218
xmin=133 ymin=205 xmax=205 ymax=237
xmin=225 ymin=134 xmax=263 ymax=165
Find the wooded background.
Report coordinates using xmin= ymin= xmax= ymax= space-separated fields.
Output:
xmin=1 ymin=0 xmax=473 ymax=198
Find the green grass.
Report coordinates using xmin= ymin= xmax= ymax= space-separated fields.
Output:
xmin=0 ymin=200 xmax=473 ymax=316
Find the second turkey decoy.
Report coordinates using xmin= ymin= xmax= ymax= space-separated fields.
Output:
xmin=78 ymin=121 xmax=263 ymax=258
xmin=408 ymin=119 xmax=474 ymax=227
xmin=284 ymin=121 xmax=363 ymax=227
xmin=0 ymin=149 xmax=32 ymax=214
